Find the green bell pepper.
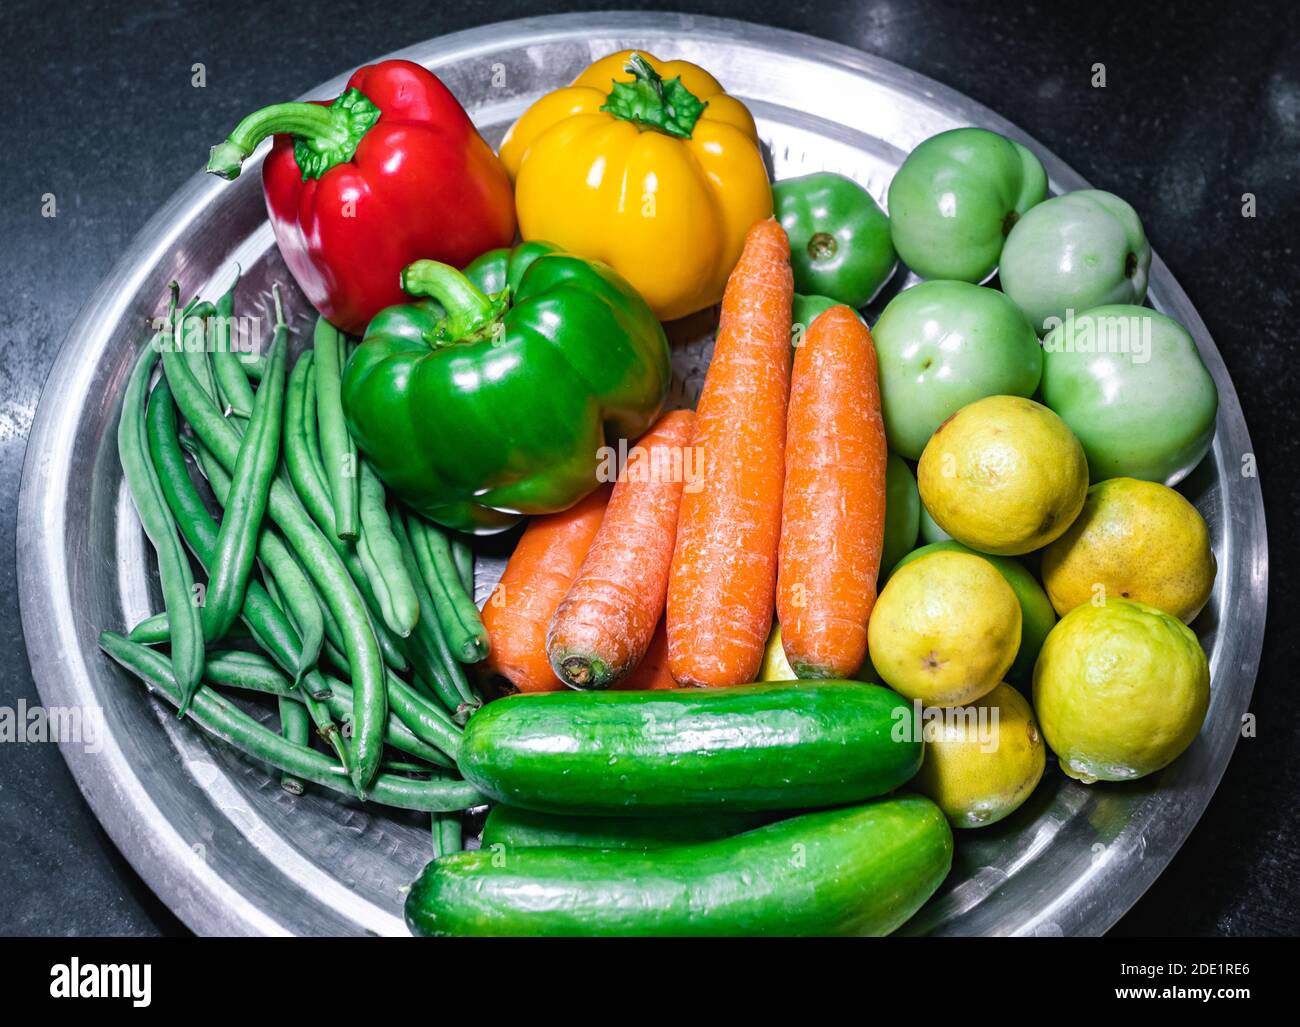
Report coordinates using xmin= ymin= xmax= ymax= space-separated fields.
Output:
xmin=342 ymin=243 xmax=671 ymax=533
xmin=887 ymin=128 xmax=1047 ymax=282
xmin=774 ymin=172 xmax=897 ymax=307
xmin=1000 ymin=190 xmax=1151 ymax=333
xmin=1041 ymin=304 xmax=1217 ymax=486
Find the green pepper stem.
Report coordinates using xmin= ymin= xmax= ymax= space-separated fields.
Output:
xmin=207 ymin=90 xmax=381 ymax=181
xmin=401 ymin=260 xmax=506 ymax=343
xmin=208 ymin=103 xmax=344 ymax=179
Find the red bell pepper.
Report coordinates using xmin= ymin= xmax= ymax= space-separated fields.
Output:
xmin=208 ymin=60 xmax=516 ymax=334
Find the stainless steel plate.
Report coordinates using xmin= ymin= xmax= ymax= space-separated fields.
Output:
xmin=18 ymin=12 xmax=1267 ymax=937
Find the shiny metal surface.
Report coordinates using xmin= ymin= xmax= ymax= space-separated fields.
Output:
xmin=18 ymin=12 xmax=1266 ymax=937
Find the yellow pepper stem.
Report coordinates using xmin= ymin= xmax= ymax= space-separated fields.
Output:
xmin=599 ymin=53 xmax=708 ymax=139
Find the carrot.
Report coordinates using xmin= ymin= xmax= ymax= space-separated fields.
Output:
xmin=482 ymin=485 xmax=610 ymax=694
xmin=548 ymin=410 xmax=696 ymax=689
xmin=613 ymin=619 xmax=679 ymax=691
xmin=777 ymin=306 xmax=887 ymax=678
xmin=666 ymin=219 xmax=793 ymax=687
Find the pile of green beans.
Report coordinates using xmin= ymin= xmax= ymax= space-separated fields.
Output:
xmin=104 ymin=279 xmax=490 ymax=841
xmin=99 ymin=633 xmax=483 ymax=813
xmin=118 ymin=292 xmax=204 ymax=715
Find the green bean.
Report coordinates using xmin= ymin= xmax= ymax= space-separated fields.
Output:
xmin=182 ymin=302 xmax=219 ymax=413
xmin=120 ymin=291 xmax=204 ymax=713
xmin=312 ymin=316 xmax=358 ymax=541
xmin=180 ymin=302 xmax=220 ymax=397
xmin=356 ymin=461 xmax=419 ymax=637
xmin=329 ymin=676 xmax=455 ymax=769
xmin=403 ymin=515 xmax=482 ymax=702
xmin=200 ymin=618 xmax=346 ymax=773
xmin=431 ymin=812 xmax=463 ymax=858
xmin=193 ymin=442 xmax=323 ymax=682
xmin=147 ymin=380 xmax=313 ymax=686
xmin=161 ymin=325 xmax=387 ymax=797
xmin=100 ymin=633 xmax=483 ymax=812
xmin=407 ymin=516 xmax=489 ymax=663
xmin=384 ymin=668 xmax=463 ymax=759
xmin=383 ymin=759 xmax=443 ymax=775
xmin=210 ymin=270 xmax=257 ymax=419
xmin=278 ymin=696 xmax=310 ymax=795
xmin=302 ymin=367 xmax=330 ymax=486
xmin=451 ymin=536 xmax=474 ymax=596
xmin=200 ymin=290 xmax=287 ymax=641
xmin=126 ymin=611 xmax=253 ymax=647
xmin=203 ymin=648 xmax=304 ymax=693
xmin=315 ymin=642 xmax=462 ymax=762
xmin=407 ymin=674 xmax=442 ymax=705
xmin=187 ymin=300 xmax=217 ymax=323
xmin=255 ymin=570 xmax=329 ymax=703
xmin=203 ymin=648 xmax=343 ymax=759
xmin=390 ymin=510 xmax=479 ymax=722
xmin=199 ymin=651 xmax=453 ymax=768
xmin=282 ymin=352 xmax=410 ymax=672
xmin=151 ymin=393 xmax=333 ymax=721
xmin=181 ymin=430 xmax=333 ymax=685
xmin=125 ymin=611 xmax=171 ymax=645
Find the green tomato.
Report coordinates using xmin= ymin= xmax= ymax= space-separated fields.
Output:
xmin=790 ymin=294 xmax=865 ymax=347
xmin=893 ymin=541 xmax=1056 ymax=688
xmin=919 ymin=502 xmax=952 ymax=544
xmin=1041 ymin=305 xmax=1218 ymax=486
xmin=1000 ymin=190 xmax=1152 ymax=333
xmin=871 ymin=280 xmax=1043 ymax=459
xmin=887 ymin=127 xmax=1047 ymax=282
xmin=880 ymin=453 xmax=920 ymax=577
xmin=775 ymin=172 xmax=897 ymax=307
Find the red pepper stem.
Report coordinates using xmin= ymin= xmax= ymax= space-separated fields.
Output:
xmin=400 ymin=260 xmax=504 ymax=343
xmin=207 ymin=102 xmax=353 ymax=180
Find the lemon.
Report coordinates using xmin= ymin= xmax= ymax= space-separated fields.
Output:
xmin=760 ymin=622 xmax=880 ymax=682
xmin=912 ymin=683 xmax=1046 ymax=828
xmin=759 ymin=622 xmax=797 ymax=681
xmin=868 ymin=551 xmax=1020 ymax=706
xmin=917 ymin=395 xmax=1088 ymax=556
xmin=1032 ymin=599 xmax=1210 ymax=783
xmin=1041 ymin=477 xmax=1216 ymax=623
xmin=893 ymin=540 xmax=1057 ymax=687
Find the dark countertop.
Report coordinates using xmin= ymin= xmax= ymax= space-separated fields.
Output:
xmin=1 ymin=0 xmax=1295 ymax=936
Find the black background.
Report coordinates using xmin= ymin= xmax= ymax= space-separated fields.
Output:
xmin=1 ymin=0 xmax=1295 ymax=935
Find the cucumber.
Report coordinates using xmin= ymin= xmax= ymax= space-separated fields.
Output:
xmin=458 ymin=680 xmax=921 ymax=814
xmin=406 ymin=796 xmax=952 ymax=937
xmin=481 ymin=804 xmax=769 ymax=850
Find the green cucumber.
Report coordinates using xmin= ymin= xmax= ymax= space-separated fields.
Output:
xmin=481 ymin=805 xmax=769 ymax=851
xmin=458 ymin=680 xmax=921 ymax=814
xmin=406 ymin=796 xmax=952 ymax=937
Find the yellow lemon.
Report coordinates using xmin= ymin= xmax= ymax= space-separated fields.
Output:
xmin=918 ymin=395 xmax=1088 ymax=556
xmin=867 ymin=551 xmax=1020 ymax=706
xmin=759 ymin=622 xmax=797 ymax=681
xmin=1041 ymin=477 xmax=1216 ymax=622
xmin=1032 ymin=599 xmax=1209 ymax=783
xmin=760 ymin=622 xmax=880 ymax=682
xmin=912 ymin=683 xmax=1046 ymax=828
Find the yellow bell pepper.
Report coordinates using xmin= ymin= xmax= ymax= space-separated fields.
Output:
xmin=500 ymin=51 xmax=772 ymax=322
